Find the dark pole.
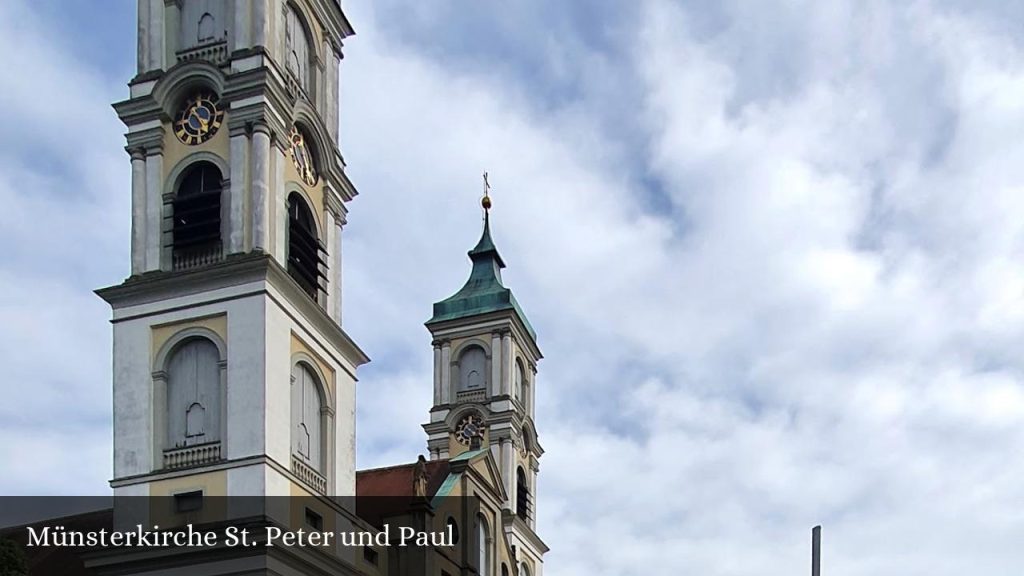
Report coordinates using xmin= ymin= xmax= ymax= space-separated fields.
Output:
xmin=812 ymin=525 xmax=821 ymax=576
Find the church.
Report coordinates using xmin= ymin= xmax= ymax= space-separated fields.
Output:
xmin=84 ymin=1 xmax=548 ymax=575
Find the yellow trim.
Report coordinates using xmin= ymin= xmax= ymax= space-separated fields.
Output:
xmin=290 ymin=331 xmax=335 ymax=398
xmin=148 ymin=470 xmax=228 ymax=527
xmin=151 ymin=314 xmax=227 ymax=363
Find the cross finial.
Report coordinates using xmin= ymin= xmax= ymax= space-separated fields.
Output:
xmin=481 ymin=171 xmax=492 ymax=212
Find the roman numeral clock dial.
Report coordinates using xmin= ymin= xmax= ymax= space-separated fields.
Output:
xmin=173 ymin=93 xmax=224 ymax=146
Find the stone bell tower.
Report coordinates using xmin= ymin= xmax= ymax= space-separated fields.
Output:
xmin=97 ymin=0 xmax=367 ymax=500
xmin=422 ymin=187 xmax=547 ymax=572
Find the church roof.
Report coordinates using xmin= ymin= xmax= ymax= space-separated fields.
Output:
xmin=356 ymin=459 xmax=450 ymax=498
xmin=427 ymin=212 xmax=536 ymax=340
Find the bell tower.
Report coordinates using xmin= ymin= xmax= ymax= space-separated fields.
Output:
xmin=422 ymin=185 xmax=546 ymax=571
xmin=98 ymin=0 xmax=368 ymax=500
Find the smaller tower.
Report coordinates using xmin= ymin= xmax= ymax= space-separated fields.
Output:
xmin=423 ymin=181 xmax=546 ymax=575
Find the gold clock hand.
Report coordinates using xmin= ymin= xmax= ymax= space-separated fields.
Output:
xmin=188 ymin=108 xmax=210 ymax=132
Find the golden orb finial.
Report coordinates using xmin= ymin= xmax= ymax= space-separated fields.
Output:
xmin=482 ymin=171 xmax=492 ymax=212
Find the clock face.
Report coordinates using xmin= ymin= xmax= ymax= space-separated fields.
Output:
xmin=174 ymin=93 xmax=223 ymax=145
xmin=290 ymin=126 xmax=318 ymax=186
xmin=454 ymin=414 xmax=486 ymax=446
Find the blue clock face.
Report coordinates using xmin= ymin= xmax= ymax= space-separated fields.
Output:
xmin=455 ymin=414 xmax=485 ymax=445
xmin=174 ymin=93 xmax=223 ymax=145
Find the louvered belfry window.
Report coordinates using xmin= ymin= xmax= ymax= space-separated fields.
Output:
xmin=287 ymin=193 xmax=327 ymax=299
xmin=516 ymin=467 xmax=530 ymax=520
xmin=172 ymin=162 xmax=222 ymax=266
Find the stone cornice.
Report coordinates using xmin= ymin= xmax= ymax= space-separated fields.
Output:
xmin=502 ymin=510 xmax=550 ymax=554
xmin=427 ymin=311 xmax=542 ymax=361
xmin=313 ymin=0 xmax=356 ymax=47
xmin=124 ymin=126 xmax=166 ymax=153
xmin=95 ymin=253 xmax=369 ymax=369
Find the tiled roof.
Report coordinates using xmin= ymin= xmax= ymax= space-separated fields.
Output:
xmin=356 ymin=459 xmax=451 ymax=498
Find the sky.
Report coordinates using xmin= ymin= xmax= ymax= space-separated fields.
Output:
xmin=2 ymin=0 xmax=1024 ymax=574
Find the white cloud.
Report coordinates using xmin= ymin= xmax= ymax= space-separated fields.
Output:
xmin=344 ymin=0 xmax=1024 ymax=573
xmin=4 ymin=0 xmax=1024 ymax=573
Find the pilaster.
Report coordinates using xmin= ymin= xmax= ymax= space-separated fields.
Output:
xmin=252 ymin=0 xmax=270 ymax=48
xmin=130 ymin=149 xmax=147 ymax=275
xmin=432 ymin=341 xmax=443 ymax=405
xmin=144 ymin=150 xmax=164 ymax=271
xmin=501 ymin=330 xmax=513 ymax=396
xmin=332 ymin=215 xmax=344 ymax=322
xmin=251 ymin=123 xmax=272 ymax=252
xmin=491 ymin=331 xmax=502 ymax=397
xmin=502 ymin=438 xmax=514 ymax=511
xmin=137 ymin=0 xmax=150 ymax=73
xmin=272 ymin=141 xmax=288 ymax=264
xmin=147 ymin=0 xmax=165 ymax=71
xmin=440 ymin=341 xmax=452 ymax=405
xmin=233 ymin=0 xmax=251 ymax=50
xmin=228 ymin=127 xmax=250 ymax=254
xmin=323 ymin=206 xmax=338 ymax=321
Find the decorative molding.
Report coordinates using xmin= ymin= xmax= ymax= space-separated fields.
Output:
xmin=285 ymin=181 xmax=325 ymax=239
xmin=450 ymin=337 xmax=493 ymax=361
xmin=125 ymin=126 xmax=166 ymax=154
xmin=95 ymin=254 xmax=370 ymax=370
xmin=163 ymin=150 xmax=231 ymax=198
xmin=163 ymin=442 xmax=222 ymax=469
xmin=292 ymin=350 xmax=334 ymax=410
xmin=152 ymin=325 xmax=228 ymax=371
xmin=152 ymin=59 xmax=228 ymax=118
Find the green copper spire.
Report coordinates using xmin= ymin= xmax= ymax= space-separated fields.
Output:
xmin=427 ymin=187 xmax=536 ymax=339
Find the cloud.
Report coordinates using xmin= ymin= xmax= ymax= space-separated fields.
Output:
xmin=5 ymin=0 xmax=1024 ymax=573
xmin=344 ymin=0 xmax=1024 ymax=573
xmin=0 ymin=0 xmax=126 ymax=495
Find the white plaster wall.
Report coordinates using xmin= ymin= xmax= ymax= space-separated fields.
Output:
xmin=263 ymin=282 xmax=360 ymax=496
xmin=334 ymin=367 xmax=357 ymax=496
xmin=227 ymin=463 xmax=266 ymax=496
xmin=226 ymin=295 xmax=268 ymax=459
xmin=110 ymin=276 xmax=363 ymax=498
xmin=113 ymin=483 xmax=149 ymax=498
xmin=111 ymin=282 xmax=267 ymax=481
xmin=112 ymin=319 xmax=153 ymax=479
xmin=265 ymin=465 xmax=292 ymax=495
xmin=263 ymin=301 xmax=293 ymax=468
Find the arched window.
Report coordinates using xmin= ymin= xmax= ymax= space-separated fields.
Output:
xmin=166 ymin=339 xmax=220 ymax=448
xmin=519 ymin=563 xmax=531 ymax=576
xmin=284 ymin=5 xmax=312 ymax=94
xmin=291 ymin=362 xmax=323 ymax=472
xmin=476 ymin=514 xmax=491 ymax=574
xmin=516 ymin=467 xmax=530 ymax=521
xmin=502 ymin=564 xmax=510 ymax=576
xmin=446 ymin=517 xmax=460 ymax=545
xmin=458 ymin=346 xmax=487 ymax=392
xmin=173 ymin=162 xmax=222 ymax=267
xmin=287 ymin=193 xmax=327 ymax=299
xmin=197 ymin=12 xmax=215 ymax=42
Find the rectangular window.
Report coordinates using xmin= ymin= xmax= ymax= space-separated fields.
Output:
xmin=174 ymin=490 xmax=203 ymax=513
xmin=304 ymin=507 xmax=323 ymax=531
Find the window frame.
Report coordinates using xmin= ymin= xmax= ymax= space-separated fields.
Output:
xmin=286 ymin=191 xmax=328 ymax=302
xmin=151 ymin=327 xmax=228 ymax=470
